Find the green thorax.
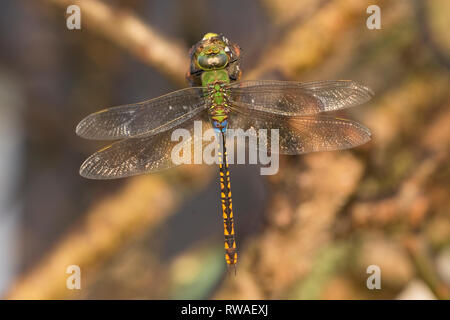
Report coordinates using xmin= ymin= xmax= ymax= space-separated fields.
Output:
xmin=202 ymin=70 xmax=231 ymax=129
xmin=201 ymin=69 xmax=230 ymax=87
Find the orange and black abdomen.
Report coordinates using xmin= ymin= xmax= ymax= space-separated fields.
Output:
xmin=218 ymin=134 xmax=237 ymax=267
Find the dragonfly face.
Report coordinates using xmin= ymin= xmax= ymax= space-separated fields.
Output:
xmin=196 ymin=44 xmax=229 ymax=70
xmin=76 ymin=33 xmax=373 ymax=271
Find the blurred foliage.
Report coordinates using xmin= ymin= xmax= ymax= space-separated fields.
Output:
xmin=1 ymin=0 xmax=449 ymax=299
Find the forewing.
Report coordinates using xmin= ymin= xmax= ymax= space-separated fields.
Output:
xmin=228 ymin=108 xmax=371 ymax=155
xmin=228 ymin=80 xmax=373 ymax=116
xmin=80 ymin=115 xmax=212 ymax=179
xmin=76 ymin=87 xmax=207 ymax=140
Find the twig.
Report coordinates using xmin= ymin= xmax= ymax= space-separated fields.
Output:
xmin=44 ymin=0 xmax=189 ymax=86
xmin=404 ymin=236 xmax=450 ymax=300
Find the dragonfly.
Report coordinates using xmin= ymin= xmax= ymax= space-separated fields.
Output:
xmin=76 ymin=33 xmax=373 ymax=271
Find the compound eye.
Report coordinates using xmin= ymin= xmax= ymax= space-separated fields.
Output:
xmin=197 ymin=53 xmax=229 ymax=70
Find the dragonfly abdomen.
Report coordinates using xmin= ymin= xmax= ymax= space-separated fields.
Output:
xmin=218 ymin=134 xmax=238 ymax=267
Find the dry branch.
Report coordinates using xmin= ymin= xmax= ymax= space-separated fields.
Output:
xmin=44 ymin=0 xmax=189 ymax=85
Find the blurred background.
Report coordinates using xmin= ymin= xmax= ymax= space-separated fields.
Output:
xmin=0 ymin=0 xmax=449 ymax=299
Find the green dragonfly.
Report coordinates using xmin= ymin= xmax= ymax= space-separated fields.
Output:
xmin=76 ymin=33 xmax=372 ymax=269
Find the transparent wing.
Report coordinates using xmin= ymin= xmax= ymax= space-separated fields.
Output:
xmin=228 ymin=80 xmax=373 ymax=116
xmin=76 ymin=87 xmax=207 ymax=140
xmin=227 ymin=107 xmax=371 ymax=155
xmin=80 ymin=115 xmax=212 ymax=179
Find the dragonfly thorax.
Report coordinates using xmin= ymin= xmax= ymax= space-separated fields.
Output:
xmin=205 ymin=80 xmax=231 ymax=133
xmin=201 ymin=69 xmax=230 ymax=86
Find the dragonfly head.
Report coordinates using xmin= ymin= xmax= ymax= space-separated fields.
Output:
xmin=195 ymin=34 xmax=230 ymax=70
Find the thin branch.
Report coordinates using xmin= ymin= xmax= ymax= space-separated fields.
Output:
xmin=404 ymin=236 xmax=450 ymax=300
xmin=44 ymin=0 xmax=189 ymax=86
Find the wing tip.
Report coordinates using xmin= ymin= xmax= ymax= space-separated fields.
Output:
xmin=75 ymin=112 xmax=96 ymax=138
xmin=79 ymin=151 xmax=109 ymax=180
xmin=75 ymin=120 xmax=86 ymax=138
xmin=79 ymin=167 xmax=91 ymax=179
xmin=79 ymin=156 xmax=96 ymax=179
xmin=79 ymin=149 xmax=134 ymax=180
xmin=75 ymin=112 xmax=116 ymax=140
xmin=358 ymin=121 xmax=372 ymax=137
xmin=356 ymin=122 xmax=372 ymax=146
xmin=79 ymin=162 xmax=112 ymax=180
xmin=336 ymin=116 xmax=372 ymax=145
xmin=76 ymin=115 xmax=109 ymax=140
xmin=351 ymin=81 xmax=375 ymax=101
xmin=79 ymin=151 xmax=110 ymax=180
